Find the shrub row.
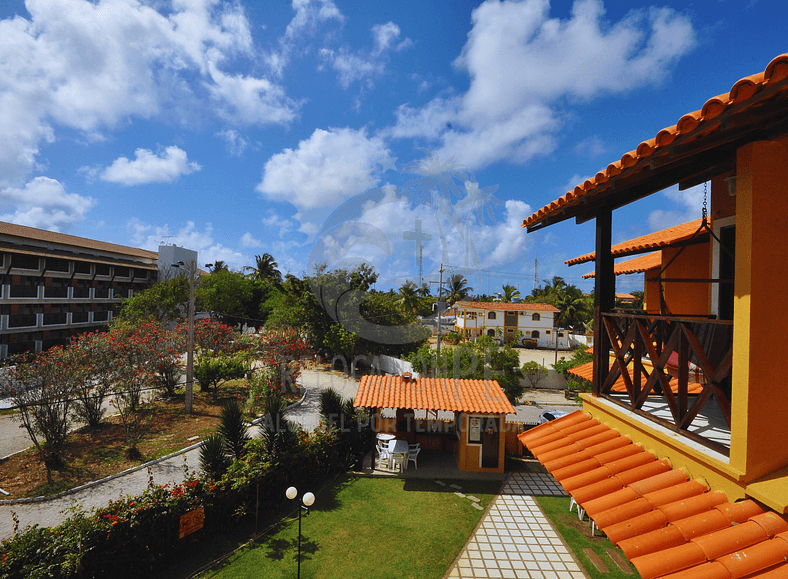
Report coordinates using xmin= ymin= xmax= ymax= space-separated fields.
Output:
xmin=0 ymin=424 xmax=368 ymax=579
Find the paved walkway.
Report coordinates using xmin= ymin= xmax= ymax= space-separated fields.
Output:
xmin=446 ymin=472 xmax=586 ymax=579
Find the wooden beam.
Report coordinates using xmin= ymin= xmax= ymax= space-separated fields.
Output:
xmin=593 ymin=208 xmax=614 ymax=397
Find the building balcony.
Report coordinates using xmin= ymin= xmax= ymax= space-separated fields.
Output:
xmin=592 ymin=312 xmax=733 ymax=456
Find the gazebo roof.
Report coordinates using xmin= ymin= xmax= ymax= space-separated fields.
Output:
xmin=353 ymin=375 xmax=515 ymax=414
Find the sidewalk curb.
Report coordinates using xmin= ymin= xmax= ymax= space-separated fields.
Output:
xmin=0 ymin=389 xmax=309 ymax=506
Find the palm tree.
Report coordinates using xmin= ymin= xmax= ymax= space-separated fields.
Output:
xmin=443 ymin=274 xmax=473 ymax=304
xmin=244 ymin=253 xmax=282 ymax=284
xmin=208 ymin=261 xmax=228 ymax=273
xmin=498 ymin=284 xmax=521 ymax=302
xmin=554 ymin=285 xmax=587 ymax=330
xmin=397 ymin=281 xmax=420 ymax=315
xmin=417 ymin=282 xmax=431 ymax=297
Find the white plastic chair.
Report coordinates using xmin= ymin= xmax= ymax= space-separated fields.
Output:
xmin=376 ymin=441 xmax=391 ymax=470
xmin=407 ymin=446 xmax=421 ymax=469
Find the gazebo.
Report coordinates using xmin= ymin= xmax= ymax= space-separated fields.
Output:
xmin=353 ymin=374 xmax=515 ymax=473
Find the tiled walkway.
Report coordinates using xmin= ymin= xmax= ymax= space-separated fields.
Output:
xmin=446 ymin=472 xmax=586 ymax=579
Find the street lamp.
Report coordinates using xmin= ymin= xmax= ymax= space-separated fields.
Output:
xmin=171 ymin=260 xmax=197 ymax=414
xmin=286 ymin=486 xmax=315 ymax=579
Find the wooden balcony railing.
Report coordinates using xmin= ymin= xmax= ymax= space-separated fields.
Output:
xmin=597 ymin=313 xmax=733 ymax=453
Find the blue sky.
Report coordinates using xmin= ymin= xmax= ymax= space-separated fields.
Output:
xmin=1 ymin=0 xmax=786 ymax=296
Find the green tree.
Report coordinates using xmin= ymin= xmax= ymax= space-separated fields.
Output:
xmin=397 ymin=280 xmax=420 ymax=315
xmin=444 ymin=273 xmax=473 ymax=304
xmin=244 ymin=253 xmax=282 ymax=285
xmin=196 ymin=269 xmax=254 ymax=321
xmin=498 ymin=284 xmax=521 ymax=302
xmin=117 ymin=277 xmax=189 ymax=323
xmin=406 ymin=336 xmax=523 ymax=405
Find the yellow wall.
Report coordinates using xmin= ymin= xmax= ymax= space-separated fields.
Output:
xmin=661 ymin=243 xmax=710 ymax=316
xmin=643 ymin=267 xmax=661 ymax=313
xmin=457 ymin=414 xmax=506 ymax=473
xmin=730 ymin=137 xmax=788 ymax=482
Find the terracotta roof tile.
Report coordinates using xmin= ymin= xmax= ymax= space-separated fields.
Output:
xmin=567 ymin=220 xmax=704 ymax=266
xmin=352 ymin=375 xmax=514 ymax=414
xmin=583 ymin=252 xmax=663 ymax=278
xmin=0 ymin=220 xmax=158 ymax=260
xmin=519 ymin=412 xmax=788 ymax=579
xmin=566 ymin=360 xmax=705 ymax=395
xmin=460 ymin=301 xmax=560 ymax=312
xmin=523 ymin=53 xmax=788 ymax=230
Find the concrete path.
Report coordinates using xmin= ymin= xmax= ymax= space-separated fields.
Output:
xmin=446 ymin=472 xmax=585 ymax=579
xmin=0 ymin=367 xmax=360 ymax=541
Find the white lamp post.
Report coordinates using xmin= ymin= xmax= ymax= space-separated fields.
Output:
xmin=286 ymin=486 xmax=315 ymax=579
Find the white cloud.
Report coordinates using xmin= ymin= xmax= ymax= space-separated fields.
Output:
xmin=257 ymin=127 xmax=389 ymax=211
xmin=240 ymin=232 xmax=262 ymax=248
xmin=262 ymin=213 xmax=294 ymax=238
xmin=574 ymin=136 xmax=608 ymax=158
xmin=0 ymin=177 xmax=95 ymax=232
xmin=127 ymin=219 xmax=248 ymax=271
xmin=320 ymin=21 xmax=411 ymax=89
xmin=100 ymin=146 xmax=201 ymax=185
xmin=216 ymin=129 xmax=251 ymax=156
xmin=372 ymin=22 xmax=411 ymax=54
xmin=0 ymin=0 xmax=296 ymax=189
xmin=266 ymin=0 xmax=345 ymax=76
xmin=647 ymin=183 xmax=704 ymax=230
xmin=387 ymin=0 xmax=695 ymax=168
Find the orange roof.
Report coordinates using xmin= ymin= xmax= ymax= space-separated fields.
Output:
xmin=567 ymin=220 xmax=703 ymax=266
xmin=461 ymin=301 xmax=559 ymax=312
xmin=617 ymin=293 xmax=636 ymax=300
xmin=523 ymin=53 xmax=788 ymax=230
xmin=519 ymin=411 xmax=788 ymax=579
xmin=567 ymin=360 xmax=704 ymax=395
xmin=583 ymin=252 xmax=663 ymax=279
xmin=353 ymin=375 xmax=515 ymax=414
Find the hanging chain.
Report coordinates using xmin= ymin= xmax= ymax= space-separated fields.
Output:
xmin=702 ymin=181 xmax=708 ymax=220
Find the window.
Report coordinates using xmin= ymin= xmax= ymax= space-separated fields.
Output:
xmin=487 ymin=312 xmax=496 ymax=320
xmin=531 ymin=330 xmax=540 ymax=339
xmin=546 ymin=330 xmax=551 ymax=335
xmin=558 ymin=332 xmax=564 ymax=337
xmin=532 ymin=313 xmax=541 ymax=321
xmin=487 ymin=329 xmax=495 ymax=337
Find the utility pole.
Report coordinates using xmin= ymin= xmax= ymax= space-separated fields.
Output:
xmin=172 ymin=259 xmax=197 ymax=414
xmin=429 ymin=264 xmax=446 ymax=377
xmin=437 ymin=263 xmax=444 ymax=361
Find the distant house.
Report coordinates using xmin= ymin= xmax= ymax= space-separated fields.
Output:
xmin=453 ymin=301 xmax=566 ymax=347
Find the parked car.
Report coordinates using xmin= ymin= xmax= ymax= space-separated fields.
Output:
xmin=538 ymin=409 xmax=569 ymax=424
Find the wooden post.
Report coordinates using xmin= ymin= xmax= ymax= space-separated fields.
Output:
xmin=593 ymin=209 xmax=615 ymax=396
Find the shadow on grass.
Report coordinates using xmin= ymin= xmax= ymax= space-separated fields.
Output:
xmin=265 ymin=535 xmax=319 ymax=562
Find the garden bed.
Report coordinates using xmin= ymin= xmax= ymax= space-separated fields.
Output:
xmin=0 ymin=380 xmax=302 ymax=499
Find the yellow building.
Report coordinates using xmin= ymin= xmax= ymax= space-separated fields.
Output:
xmin=523 ymin=55 xmax=788 ymax=513
xmin=517 ymin=51 xmax=788 ymax=579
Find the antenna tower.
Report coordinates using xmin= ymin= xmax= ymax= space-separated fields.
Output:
xmin=534 ymin=258 xmax=539 ymax=291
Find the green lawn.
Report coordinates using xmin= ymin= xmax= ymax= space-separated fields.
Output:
xmin=193 ymin=475 xmax=501 ymax=579
xmin=535 ymin=496 xmax=641 ymax=579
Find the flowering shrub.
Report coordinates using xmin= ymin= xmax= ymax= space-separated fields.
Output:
xmin=188 ymin=319 xmax=235 ymax=353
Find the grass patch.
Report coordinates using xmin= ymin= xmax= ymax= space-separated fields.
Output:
xmin=177 ymin=475 xmax=500 ymax=579
xmin=535 ymin=496 xmax=640 ymax=579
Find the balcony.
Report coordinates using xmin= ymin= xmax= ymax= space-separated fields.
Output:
xmin=44 ymin=285 xmax=69 ymax=299
xmin=9 ymin=285 xmax=39 ymax=298
xmin=596 ymin=312 xmax=733 ymax=455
